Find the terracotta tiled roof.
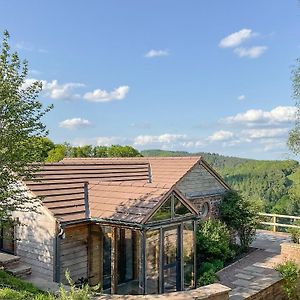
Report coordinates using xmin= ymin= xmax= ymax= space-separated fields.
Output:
xmin=33 ymin=160 xmax=151 ymax=183
xmin=88 ymin=181 xmax=170 ymax=223
xmin=25 ymin=157 xmax=202 ymax=224
xmin=26 ymin=181 xmax=87 ymax=223
xmin=63 ymin=157 xmax=201 ymax=186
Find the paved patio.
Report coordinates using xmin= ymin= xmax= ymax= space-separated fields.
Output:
xmin=217 ymin=230 xmax=292 ymax=299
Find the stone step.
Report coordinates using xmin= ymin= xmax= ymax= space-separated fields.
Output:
xmin=0 ymin=252 xmax=20 ymax=267
xmin=6 ymin=263 xmax=31 ymax=278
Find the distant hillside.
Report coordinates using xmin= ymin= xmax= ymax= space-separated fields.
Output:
xmin=141 ymin=149 xmax=300 ymax=215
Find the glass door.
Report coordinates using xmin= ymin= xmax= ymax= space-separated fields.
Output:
xmin=162 ymin=226 xmax=181 ymax=293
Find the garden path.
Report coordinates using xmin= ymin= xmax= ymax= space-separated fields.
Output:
xmin=217 ymin=230 xmax=291 ymax=299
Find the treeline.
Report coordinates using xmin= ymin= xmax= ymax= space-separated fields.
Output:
xmin=141 ymin=149 xmax=300 ymax=216
xmin=34 ymin=138 xmax=141 ymax=162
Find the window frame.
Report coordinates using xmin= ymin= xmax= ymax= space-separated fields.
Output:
xmin=148 ymin=194 xmax=194 ymax=224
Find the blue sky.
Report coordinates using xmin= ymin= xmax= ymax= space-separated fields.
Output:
xmin=1 ymin=0 xmax=300 ymax=160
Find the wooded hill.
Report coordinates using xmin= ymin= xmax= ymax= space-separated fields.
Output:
xmin=141 ymin=150 xmax=300 ymax=215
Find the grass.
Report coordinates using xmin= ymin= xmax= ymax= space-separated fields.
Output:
xmin=0 ymin=270 xmax=51 ymax=300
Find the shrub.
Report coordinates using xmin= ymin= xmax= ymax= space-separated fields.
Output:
xmin=220 ymin=190 xmax=261 ymax=252
xmin=288 ymin=220 xmax=300 ymax=244
xmin=276 ymin=260 xmax=300 ymax=300
xmin=196 ymin=218 xmax=234 ymax=263
xmin=198 ymin=269 xmax=217 ymax=286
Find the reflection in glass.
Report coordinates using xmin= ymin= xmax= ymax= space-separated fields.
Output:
xmin=149 ymin=197 xmax=172 ymax=222
xmin=174 ymin=196 xmax=192 ymax=217
xmin=102 ymin=226 xmax=112 ymax=291
xmin=183 ymin=222 xmax=194 ymax=290
xmin=145 ymin=230 xmax=159 ymax=294
xmin=118 ymin=229 xmax=134 ymax=284
xmin=163 ymin=266 xmax=177 ymax=292
xmin=163 ymin=228 xmax=177 ymax=266
xmin=163 ymin=227 xmax=178 ymax=292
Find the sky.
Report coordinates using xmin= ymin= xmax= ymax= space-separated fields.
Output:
xmin=1 ymin=0 xmax=300 ymax=160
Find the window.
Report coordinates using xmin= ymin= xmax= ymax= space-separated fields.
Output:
xmin=145 ymin=230 xmax=159 ymax=294
xmin=183 ymin=222 xmax=194 ymax=290
xmin=118 ymin=229 xmax=134 ymax=284
xmin=200 ymin=202 xmax=210 ymax=218
xmin=148 ymin=194 xmax=193 ymax=223
xmin=102 ymin=226 xmax=112 ymax=291
xmin=174 ymin=196 xmax=191 ymax=217
xmin=149 ymin=198 xmax=172 ymax=222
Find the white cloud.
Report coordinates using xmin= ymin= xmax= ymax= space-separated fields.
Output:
xmin=24 ymin=78 xmax=85 ymax=100
xmin=238 ymin=95 xmax=246 ymax=101
xmin=242 ymin=128 xmax=289 ymax=139
xmin=219 ymin=29 xmax=255 ymax=48
xmin=207 ymin=130 xmax=234 ymax=142
xmin=84 ymin=86 xmax=129 ymax=103
xmin=42 ymin=80 xmax=85 ymax=100
xmin=144 ymin=49 xmax=169 ymax=58
xmin=15 ymin=42 xmax=47 ymax=53
xmin=59 ymin=118 xmax=91 ymax=129
xmin=234 ymin=46 xmax=267 ymax=58
xmin=73 ymin=136 xmax=129 ymax=147
xmin=224 ymin=106 xmax=296 ymax=125
xmin=134 ymin=134 xmax=187 ymax=146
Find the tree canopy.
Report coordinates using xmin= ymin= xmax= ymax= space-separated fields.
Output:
xmin=0 ymin=31 xmax=52 ymax=222
xmin=288 ymin=58 xmax=300 ymax=154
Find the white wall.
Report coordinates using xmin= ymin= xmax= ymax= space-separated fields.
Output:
xmin=13 ymin=190 xmax=57 ymax=281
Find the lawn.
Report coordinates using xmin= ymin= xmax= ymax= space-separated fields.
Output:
xmin=0 ymin=270 xmax=52 ymax=300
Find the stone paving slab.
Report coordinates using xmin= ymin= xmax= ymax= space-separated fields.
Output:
xmin=217 ymin=230 xmax=290 ymax=299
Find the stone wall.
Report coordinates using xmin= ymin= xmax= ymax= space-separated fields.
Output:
xmin=281 ymin=242 xmax=300 ymax=265
xmin=189 ymin=194 xmax=223 ymax=218
xmin=96 ymin=283 xmax=231 ymax=300
xmin=246 ymin=278 xmax=286 ymax=300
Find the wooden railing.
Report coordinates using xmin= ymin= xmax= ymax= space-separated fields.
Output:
xmin=259 ymin=212 xmax=300 ymax=232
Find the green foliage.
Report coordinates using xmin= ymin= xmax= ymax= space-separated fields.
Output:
xmin=288 ymin=220 xmax=300 ymax=244
xmin=276 ymin=260 xmax=300 ymax=300
xmin=198 ymin=260 xmax=224 ymax=274
xmin=196 ymin=218 xmax=233 ymax=262
xmin=0 ymin=30 xmax=52 ymax=223
xmin=197 ymin=269 xmax=217 ymax=286
xmin=288 ymin=58 xmax=300 ymax=155
xmin=46 ymin=144 xmax=68 ymax=162
xmin=53 ymin=271 xmax=92 ymax=300
xmin=0 ymin=270 xmax=101 ymax=299
xmin=46 ymin=144 xmax=142 ymax=162
xmin=0 ymin=269 xmax=49 ymax=299
xmin=220 ymin=190 xmax=260 ymax=252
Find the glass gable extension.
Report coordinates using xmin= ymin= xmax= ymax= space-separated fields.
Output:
xmin=144 ymin=193 xmax=197 ymax=294
xmin=101 ymin=193 xmax=197 ymax=295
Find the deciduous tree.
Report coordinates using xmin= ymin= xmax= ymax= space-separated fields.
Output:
xmin=0 ymin=31 xmax=52 ymax=223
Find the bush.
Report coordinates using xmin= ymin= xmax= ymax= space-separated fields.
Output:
xmin=276 ymin=260 xmax=300 ymax=300
xmin=198 ymin=269 xmax=217 ymax=286
xmin=288 ymin=220 xmax=300 ymax=244
xmin=196 ymin=218 xmax=234 ymax=263
xmin=199 ymin=260 xmax=224 ymax=275
xmin=220 ymin=190 xmax=261 ymax=252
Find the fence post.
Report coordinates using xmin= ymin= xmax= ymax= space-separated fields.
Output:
xmin=272 ymin=215 xmax=276 ymax=232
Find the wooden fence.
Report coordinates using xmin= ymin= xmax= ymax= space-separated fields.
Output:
xmin=259 ymin=212 xmax=300 ymax=232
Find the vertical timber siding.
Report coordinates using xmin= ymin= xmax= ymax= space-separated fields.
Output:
xmin=89 ymin=224 xmax=103 ymax=286
xmin=14 ymin=203 xmax=56 ymax=280
xmin=60 ymin=224 xmax=89 ymax=284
